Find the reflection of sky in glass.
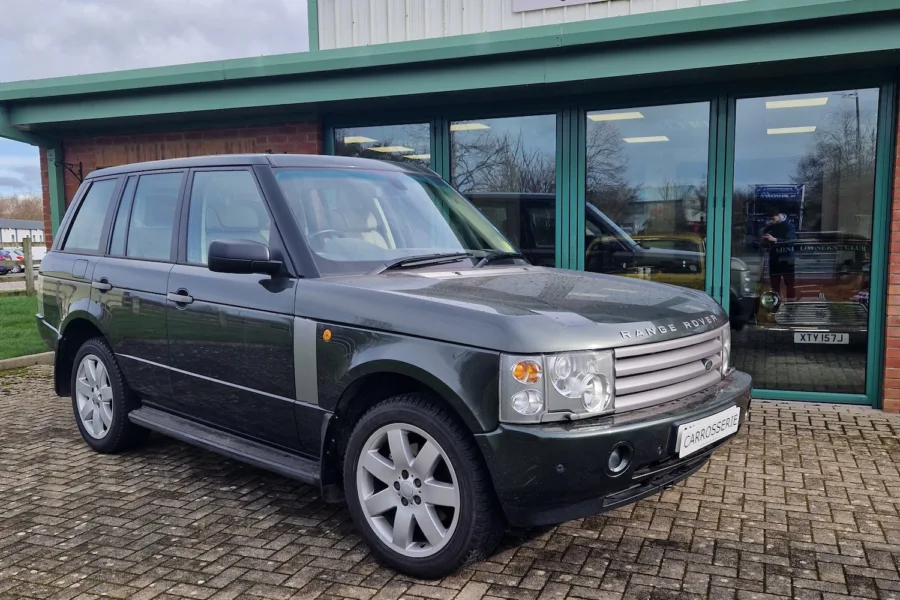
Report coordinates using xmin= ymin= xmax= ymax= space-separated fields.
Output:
xmin=335 ymin=124 xmax=431 ymax=163
xmin=733 ymin=89 xmax=879 ymax=188
xmin=450 ymin=114 xmax=557 ymax=194
xmin=451 ymin=115 xmax=556 ymax=155
xmin=586 ymin=102 xmax=710 ymax=189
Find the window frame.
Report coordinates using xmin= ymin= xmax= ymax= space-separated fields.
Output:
xmin=58 ymin=175 xmax=125 ymax=257
xmin=176 ymin=167 xmax=290 ymax=272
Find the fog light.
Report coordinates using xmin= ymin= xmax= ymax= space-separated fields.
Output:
xmin=607 ymin=442 xmax=633 ymax=476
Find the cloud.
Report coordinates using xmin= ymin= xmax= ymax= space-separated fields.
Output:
xmin=0 ymin=142 xmax=41 ymax=195
xmin=0 ymin=1 xmax=309 ymax=197
xmin=0 ymin=0 xmax=309 ymax=82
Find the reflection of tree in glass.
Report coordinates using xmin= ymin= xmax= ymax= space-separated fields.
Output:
xmin=451 ymin=129 xmax=556 ymax=194
xmin=334 ymin=125 xmax=431 ymax=166
xmin=584 ymin=121 xmax=640 ymax=227
xmin=790 ymin=104 xmax=877 ymax=238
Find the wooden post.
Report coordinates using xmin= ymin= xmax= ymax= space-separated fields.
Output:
xmin=23 ymin=236 xmax=34 ymax=296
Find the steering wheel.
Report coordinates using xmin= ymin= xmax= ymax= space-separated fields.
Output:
xmin=308 ymin=229 xmax=349 ymax=250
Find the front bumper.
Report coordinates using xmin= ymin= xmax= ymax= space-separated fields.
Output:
xmin=475 ymin=370 xmax=752 ymax=527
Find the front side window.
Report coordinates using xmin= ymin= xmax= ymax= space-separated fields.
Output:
xmin=62 ymin=178 xmax=119 ymax=252
xmin=274 ymin=167 xmax=515 ymax=275
xmin=125 ymin=172 xmax=183 ymax=261
xmin=187 ymin=170 xmax=272 ymax=265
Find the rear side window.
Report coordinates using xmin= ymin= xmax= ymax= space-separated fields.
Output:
xmin=186 ymin=170 xmax=272 ymax=265
xmin=125 ymin=172 xmax=184 ymax=261
xmin=62 ymin=179 xmax=119 ymax=252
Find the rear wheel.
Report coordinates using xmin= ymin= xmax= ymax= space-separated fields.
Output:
xmin=343 ymin=394 xmax=504 ymax=578
xmin=71 ymin=338 xmax=149 ymax=453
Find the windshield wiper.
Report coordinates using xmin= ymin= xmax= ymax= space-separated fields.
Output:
xmin=373 ymin=252 xmax=473 ymax=275
xmin=474 ymin=251 xmax=526 ymax=268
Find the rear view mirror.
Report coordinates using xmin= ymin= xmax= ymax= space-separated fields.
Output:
xmin=208 ymin=239 xmax=282 ymax=275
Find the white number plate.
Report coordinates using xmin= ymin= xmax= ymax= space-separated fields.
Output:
xmin=676 ymin=405 xmax=742 ymax=458
xmin=793 ymin=332 xmax=848 ymax=344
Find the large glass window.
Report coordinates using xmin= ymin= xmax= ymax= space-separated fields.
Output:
xmin=584 ymin=103 xmax=711 ymax=289
xmin=730 ymin=89 xmax=879 ymax=394
xmin=334 ymin=124 xmax=431 ymax=165
xmin=452 ymin=114 xmax=557 ymax=267
xmin=62 ymin=179 xmax=119 ymax=253
xmin=124 ymin=172 xmax=183 ymax=261
xmin=187 ymin=171 xmax=272 ymax=265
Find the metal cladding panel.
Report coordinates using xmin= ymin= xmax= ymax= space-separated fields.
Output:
xmin=316 ymin=0 xmax=746 ymax=49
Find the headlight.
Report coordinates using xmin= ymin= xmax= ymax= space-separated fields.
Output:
xmin=760 ymin=290 xmax=780 ymax=313
xmin=500 ymin=351 xmax=615 ymax=423
xmin=721 ymin=327 xmax=731 ymax=376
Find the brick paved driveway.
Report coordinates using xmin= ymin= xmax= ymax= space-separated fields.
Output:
xmin=3 ymin=366 xmax=900 ymax=600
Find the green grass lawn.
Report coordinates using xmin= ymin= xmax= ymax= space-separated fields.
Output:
xmin=0 ymin=295 xmax=47 ymax=360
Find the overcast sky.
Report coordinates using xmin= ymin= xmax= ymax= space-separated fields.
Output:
xmin=0 ymin=0 xmax=309 ymax=196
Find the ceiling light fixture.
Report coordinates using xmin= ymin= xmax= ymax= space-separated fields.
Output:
xmin=766 ymin=98 xmax=828 ymax=109
xmin=623 ymin=136 xmax=669 ymax=143
xmin=369 ymin=146 xmax=414 ymax=153
xmin=588 ymin=111 xmax=645 ymax=122
xmin=405 ymin=154 xmax=431 ymax=160
xmin=450 ymin=123 xmax=490 ymax=131
xmin=767 ymin=126 xmax=816 ymax=135
xmin=343 ymin=136 xmax=377 ymax=144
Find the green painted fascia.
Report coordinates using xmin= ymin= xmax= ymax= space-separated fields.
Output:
xmin=0 ymin=104 xmax=54 ymax=146
xmin=307 ymin=0 xmax=319 ymax=52
xmin=11 ymin=15 xmax=900 ymax=128
xmin=0 ymin=0 xmax=896 ymax=103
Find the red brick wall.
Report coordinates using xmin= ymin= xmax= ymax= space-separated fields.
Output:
xmin=39 ymin=121 xmax=322 ymax=247
xmin=884 ymin=97 xmax=900 ymax=412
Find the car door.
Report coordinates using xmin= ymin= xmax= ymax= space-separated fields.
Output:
xmin=39 ymin=176 xmax=123 ymax=338
xmin=165 ymin=167 xmax=301 ymax=451
xmin=92 ymin=170 xmax=185 ymax=400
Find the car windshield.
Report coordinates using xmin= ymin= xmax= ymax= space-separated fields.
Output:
xmin=274 ymin=167 xmax=517 ymax=275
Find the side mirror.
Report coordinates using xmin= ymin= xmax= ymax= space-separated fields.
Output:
xmin=208 ymin=239 xmax=282 ymax=275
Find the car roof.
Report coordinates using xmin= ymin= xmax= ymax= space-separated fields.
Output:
xmin=87 ymin=154 xmax=438 ymax=179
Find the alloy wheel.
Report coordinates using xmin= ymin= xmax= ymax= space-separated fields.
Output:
xmin=75 ymin=354 xmax=113 ymax=439
xmin=356 ymin=423 xmax=460 ymax=558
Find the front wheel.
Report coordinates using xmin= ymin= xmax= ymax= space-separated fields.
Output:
xmin=343 ymin=395 xmax=504 ymax=578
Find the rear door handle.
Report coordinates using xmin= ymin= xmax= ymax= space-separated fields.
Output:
xmin=167 ymin=292 xmax=194 ymax=305
xmin=92 ymin=278 xmax=112 ymax=292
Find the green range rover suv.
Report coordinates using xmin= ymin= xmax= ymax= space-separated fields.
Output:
xmin=36 ymin=154 xmax=752 ymax=578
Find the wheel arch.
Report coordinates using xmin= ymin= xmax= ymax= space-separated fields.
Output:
xmin=318 ymin=357 xmax=498 ymax=503
xmin=54 ymin=313 xmax=107 ymax=397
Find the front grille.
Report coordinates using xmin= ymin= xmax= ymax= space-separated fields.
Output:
xmin=772 ymin=301 xmax=868 ymax=328
xmin=614 ymin=326 xmax=725 ymax=413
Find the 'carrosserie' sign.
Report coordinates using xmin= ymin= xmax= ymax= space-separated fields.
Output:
xmin=512 ymin=0 xmax=605 ymax=12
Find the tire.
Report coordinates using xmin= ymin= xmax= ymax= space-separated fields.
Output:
xmin=343 ymin=394 xmax=504 ymax=578
xmin=71 ymin=337 xmax=149 ymax=453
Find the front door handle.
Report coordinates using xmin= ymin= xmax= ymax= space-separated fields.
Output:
xmin=167 ymin=291 xmax=194 ymax=305
xmin=92 ymin=278 xmax=112 ymax=292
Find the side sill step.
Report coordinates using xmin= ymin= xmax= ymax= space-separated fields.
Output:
xmin=129 ymin=407 xmax=320 ymax=486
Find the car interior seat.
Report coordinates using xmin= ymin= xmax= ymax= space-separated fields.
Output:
xmin=128 ymin=193 xmax=178 ymax=260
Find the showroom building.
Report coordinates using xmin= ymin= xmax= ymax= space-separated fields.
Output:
xmin=0 ymin=0 xmax=899 ymax=409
